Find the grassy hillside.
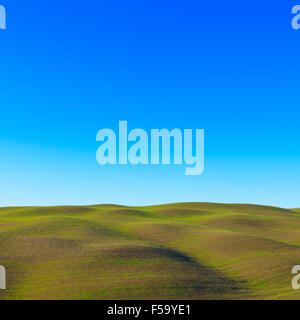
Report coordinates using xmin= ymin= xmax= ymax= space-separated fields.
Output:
xmin=0 ymin=203 xmax=300 ymax=300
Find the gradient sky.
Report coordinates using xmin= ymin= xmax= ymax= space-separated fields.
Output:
xmin=0 ymin=0 xmax=300 ymax=207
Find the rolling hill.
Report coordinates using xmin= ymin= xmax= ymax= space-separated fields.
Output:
xmin=0 ymin=203 xmax=300 ymax=300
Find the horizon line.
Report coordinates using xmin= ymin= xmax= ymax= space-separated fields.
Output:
xmin=0 ymin=201 xmax=299 ymax=210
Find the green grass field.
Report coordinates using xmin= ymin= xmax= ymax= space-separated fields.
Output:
xmin=1 ymin=202 xmax=300 ymax=300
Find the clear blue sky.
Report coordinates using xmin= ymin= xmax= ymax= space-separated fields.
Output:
xmin=0 ymin=0 xmax=299 ymax=207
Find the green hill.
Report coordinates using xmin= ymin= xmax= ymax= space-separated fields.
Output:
xmin=0 ymin=203 xmax=300 ymax=300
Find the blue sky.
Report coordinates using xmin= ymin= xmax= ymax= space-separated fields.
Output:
xmin=0 ymin=0 xmax=300 ymax=207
